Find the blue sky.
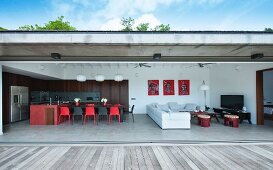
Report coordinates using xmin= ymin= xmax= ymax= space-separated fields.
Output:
xmin=0 ymin=0 xmax=272 ymax=31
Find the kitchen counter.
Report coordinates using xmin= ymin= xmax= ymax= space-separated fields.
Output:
xmin=30 ymin=104 xmax=59 ymax=125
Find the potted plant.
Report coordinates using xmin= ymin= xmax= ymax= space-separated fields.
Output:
xmin=101 ymin=97 xmax=108 ymax=106
xmin=74 ymin=98 xmax=81 ymax=106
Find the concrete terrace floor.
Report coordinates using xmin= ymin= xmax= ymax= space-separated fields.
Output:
xmin=0 ymin=114 xmax=273 ymax=143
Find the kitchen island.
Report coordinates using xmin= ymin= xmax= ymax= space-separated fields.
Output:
xmin=30 ymin=104 xmax=59 ymax=125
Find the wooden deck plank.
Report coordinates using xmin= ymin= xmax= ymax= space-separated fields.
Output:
xmin=237 ymin=145 xmax=273 ymax=169
xmin=0 ymin=147 xmax=28 ymax=166
xmin=171 ymin=146 xmax=199 ymax=170
xmin=202 ymin=145 xmax=243 ymax=170
xmin=1 ymin=144 xmax=273 ymax=169
xmin=22 ymin=147 xmax=54 ymax=169
xmin=29 ymin=147 xmax=64 ymax=170
xmin=88 ymin=146 xmax=103 ymax=169
xmin=0 ymin=147 xmax=39 ymax=170
xmin=146 ymin=146 xmax=162 ymax=170
xmin=152 ymin=146 xmax=173 ymax=170
xmin=124 ymin=146 xmax=133 ymax=170
xmin=0 ymin=147 xmax=22 ymax=160
xmin=78 ymin=147 xmax=98 ymax=170
xmin=12 ymin=147 xmax=50 ymax=170
xmin=178 ymin=146 xmax=208 ymax=170
xmin=194 ymin=146 xmax=232 ymax=170
xmin=135 ymin=146 xmax=148 ymax=170
xmin=187 ymin=146 xmax=221 ymax=170
xmin=42 ymin=147 xmax=71 ymax=170
xmin=161 ymin=146 xmax=184 ymax=169
xmin=94 ymin=146 xmax=108 ymax=170
xmin=140 ymin=146 xmax=154 ymax=170
xmin=230 ymin=145 xmax=273 ymax=170
xmin=116 ymin=146 xmax=125 ymax=170
xmin=102 ymin=146 xmax=114 ymax=170
xmin=212 ymin=145 xmax=254 ymax=170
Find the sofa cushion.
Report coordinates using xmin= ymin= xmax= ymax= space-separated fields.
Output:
xmin=158 ymin=104 xmax=170 ymax=112
xmin=168 ymin=102 xmax=180 ymax=111
xmin=184 ymin=103 xmax=197 ymax=110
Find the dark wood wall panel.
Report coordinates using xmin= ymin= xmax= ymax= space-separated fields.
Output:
xmin=2 ymin=72 xmax=129 ymax=125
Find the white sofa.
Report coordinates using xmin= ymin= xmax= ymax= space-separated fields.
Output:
xmin=146 ymin=102 xmax=199 ymax=129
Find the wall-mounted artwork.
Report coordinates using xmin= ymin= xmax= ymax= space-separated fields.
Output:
xmin=178 ymin=80 xmax=190 ymax=95
xmin=163 ymin=80 xmax=175 ymax=95
xmin=148 ymin=80 xmax=159 ymax=95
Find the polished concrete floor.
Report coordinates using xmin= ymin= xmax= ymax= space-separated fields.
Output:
xmin=1 ymin=114 xmax=273 ymax=143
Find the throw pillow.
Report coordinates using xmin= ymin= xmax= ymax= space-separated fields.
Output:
xmin=168 ymin=102 xmax=180 ymax=111
xmin=158 ymin=104 xmax=170 ymax=112
xmin=184 ymin=103 xmax=197 ymax=111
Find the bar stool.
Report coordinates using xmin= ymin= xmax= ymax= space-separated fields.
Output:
xmin=59 ymin=107 xmax=71 ymax=124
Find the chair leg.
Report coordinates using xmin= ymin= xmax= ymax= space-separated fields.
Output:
xmin=58 ymin=115 xmax=61 ymax=124
xmin=93 ymin=115 xmax=96 ymax=125
xmin=118 ymin=115 xmax=120 ymax=124
xmin=84 ymin=115 xmax=86 ymax=125
xmin=132 ymin=113 xmax=134 ymax=122
xmin=68 ymin=115 xmax=70 ymax=125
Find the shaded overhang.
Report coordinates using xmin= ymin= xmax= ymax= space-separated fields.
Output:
xmin=0 ymin=31 xmax=273 ymax=62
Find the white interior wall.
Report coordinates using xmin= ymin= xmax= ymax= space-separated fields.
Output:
xmin=64 ymin=65 xmax=210 ymax=113
xmin=210 ymin=63 xmax=273 ymax=124
xmin=263 ymin=70 xmax=273 ymax=103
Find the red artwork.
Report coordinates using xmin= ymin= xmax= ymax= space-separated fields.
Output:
xmin=163 ymin=80 xmax=175 ymax=95
xmin=148 ymin=80 xmax=159 ymax=95
xmin=178 ymin=80 xmax=190 ymax=95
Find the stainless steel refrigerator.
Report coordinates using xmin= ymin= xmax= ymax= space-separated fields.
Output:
xmin=10 ymin=86 xmax=29 ymax=123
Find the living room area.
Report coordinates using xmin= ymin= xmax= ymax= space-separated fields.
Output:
xmin=0 ymin=62 xmax=273 ymax=143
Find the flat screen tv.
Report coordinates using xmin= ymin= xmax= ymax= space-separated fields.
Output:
xmin=221 ymin=95 xmax=244 ymax=110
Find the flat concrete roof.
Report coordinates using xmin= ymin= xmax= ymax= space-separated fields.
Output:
xmin=0 ymin=31 xmax=273 ymax=62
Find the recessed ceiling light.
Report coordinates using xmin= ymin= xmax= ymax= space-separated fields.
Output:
xmin=51 ymin=53 xmax=61 ymax=59
xmin=153 ymin=53 xmax=161 ymax=60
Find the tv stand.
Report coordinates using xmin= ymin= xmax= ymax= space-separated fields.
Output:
xmin=213 ymin=108 xmax=252 ymax=124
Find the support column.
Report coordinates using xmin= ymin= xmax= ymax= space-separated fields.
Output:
xmin=0 ymin=64 xmax=3 ymax=135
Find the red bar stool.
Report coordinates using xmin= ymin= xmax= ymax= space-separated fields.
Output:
xmin=59 ymin=107 xmax=71 ymax=124
xmin=197 ymin=115 xmax=211 ymax=127
xmin=109 ymin=106 xmax=120 ymax=124
xmin=84 ymin=106 xmax=96 ymax=125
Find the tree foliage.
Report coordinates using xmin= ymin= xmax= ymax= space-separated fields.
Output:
xmin=121 ymin=17 xmax=171 ymax=31
xmin=154 ymin=24 xmax=170 ymax=31
xmin=136 ymin=23 xmax=150 ymax=31
xmin=265 ymin=28 xmax=273 ymax=32
xmin=121 ymin=17 xmax=134 ymax=31
xmin=18 ymin=16 xmax=76 ymax=31
xmin=0 ymin=27 xmax=7 ymax=31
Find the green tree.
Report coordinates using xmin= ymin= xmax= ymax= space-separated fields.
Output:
xmin=18 ymin=16 xmax=76 ymax=31
xmin=121 ymin=17 xmax=134 ymax=31
xmin=136 ymin=23 xmax=150 ymax=31
xmin=154 ymin=24 xmax=170 ymax=31
xmin=0 ymin=27 xmax=7 ymax=31
xmin=265 ymin=28 xmax=273 ymax=32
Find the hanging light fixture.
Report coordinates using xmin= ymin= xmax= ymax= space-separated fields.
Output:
xmin=114 ymin=74 xmax=123 ymax=82
xmin=76 ymin=64 xmax=86 ymax=82
xmin=95 ymin=74 xmax=105 ymax=82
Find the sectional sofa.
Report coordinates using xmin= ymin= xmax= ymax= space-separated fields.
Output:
xmin=146 ymin=102 xmax=200 ymax=129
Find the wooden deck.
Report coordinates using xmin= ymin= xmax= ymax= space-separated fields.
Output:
xmin=0 ymin=144 xmax=273 ymax=169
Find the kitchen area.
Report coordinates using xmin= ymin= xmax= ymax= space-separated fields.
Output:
xmin=2 ymin=71 xmax=129 ymax=128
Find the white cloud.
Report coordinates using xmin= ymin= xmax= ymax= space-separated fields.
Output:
xmin=134 ymin=14 xmax=161 ymax=29
xmin=100 ymin=18 xmax=123 ymax=31
xmin=48 ymin=0 xmax=225 ymax=30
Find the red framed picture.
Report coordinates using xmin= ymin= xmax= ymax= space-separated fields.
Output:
xmin=148 ymin=80 xmax=159 ymax=95
xmin=163 ymin=80 xmax=175 ymax=95
xmin=178 ymin=80 xmax=190 ymax=95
